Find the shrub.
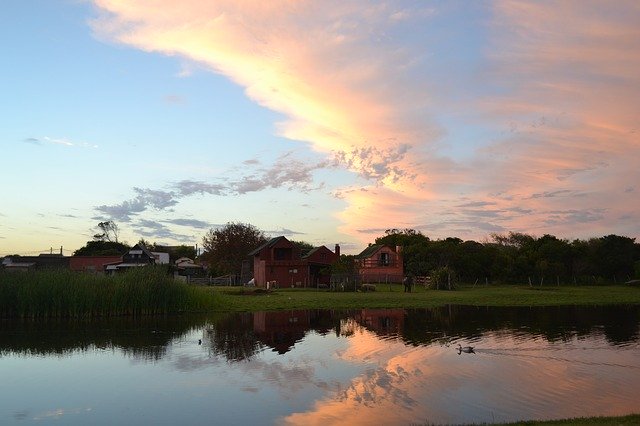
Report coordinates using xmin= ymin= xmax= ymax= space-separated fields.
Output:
xmin=431 ymin=266 xmax=457 ymax=290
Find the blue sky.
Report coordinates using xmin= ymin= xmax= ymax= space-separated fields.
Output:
xmin=2 ymin=1 xmax=639 ymax=255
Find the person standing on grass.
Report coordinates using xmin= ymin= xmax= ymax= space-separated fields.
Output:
xmin=403 ymin=274 xmax=413 ymax=293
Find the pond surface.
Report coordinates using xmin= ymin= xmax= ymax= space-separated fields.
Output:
xmin=1 ymin=306 xmax=639 ymax=425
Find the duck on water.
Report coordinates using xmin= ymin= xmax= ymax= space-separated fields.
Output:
xmin=457 ymin=344 xmax=475 ymax=354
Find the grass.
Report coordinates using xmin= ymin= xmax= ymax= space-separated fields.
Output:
xmin=500 ymin=413 xmax=640 ymax=425
xmin=3 ymin=271 xmax=639 ymax=317
xmin=0 ymin=267 xmax=218 ymax=318
xmin=209 ymin=283 xmax=640 ymax=312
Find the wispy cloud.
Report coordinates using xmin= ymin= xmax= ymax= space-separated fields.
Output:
xmin=163 ymin=94 xmax=185 ymax=104
xmin=163 ymin=218 xmax=212 ymax=229
xmin=264 ymin=228 xmax=305 ymax=237
xmin=96 ymin=153 xmax=328 ymax=221
xmin=96 ymin=187 xmax=178 ymax=222
xmin=23 ymin=136 xmax=98 ymax=148
xmin=135 ymin=219 xmax=192 ymax=241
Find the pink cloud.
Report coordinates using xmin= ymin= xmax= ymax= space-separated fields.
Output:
xmin=91 ymin=1 xmax=640 ymax=243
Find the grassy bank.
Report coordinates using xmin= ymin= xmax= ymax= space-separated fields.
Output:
xmin=3 ymin=272 xmax=639 ymax=317
xmin=502 ymin=413 xmax=640 ymax=425
xmin=211 ymin=283 xmax=640 ymax=312
xmin=0 ymin=268 xmax=218 ymax=318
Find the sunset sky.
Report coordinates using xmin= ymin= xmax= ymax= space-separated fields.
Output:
xmin=2 ymin=0 xmax=639 ymax=255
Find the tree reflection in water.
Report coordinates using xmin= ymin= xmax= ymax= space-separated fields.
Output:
xmin=1 ymin=306 xmax=638 ymax=362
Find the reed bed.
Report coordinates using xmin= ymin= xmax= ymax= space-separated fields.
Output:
xmin=0 ymin=267 xmax=219 ymax=318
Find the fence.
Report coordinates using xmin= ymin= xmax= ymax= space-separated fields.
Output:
xmin=187 ymin=274 xmax=239 ymax=286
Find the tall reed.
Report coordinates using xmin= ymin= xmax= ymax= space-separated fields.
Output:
xmin=0 ymin=267 xmax=219 ymax=318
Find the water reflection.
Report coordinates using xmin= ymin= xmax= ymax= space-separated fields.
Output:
xmin=2 ymin=306 xmax=639 ymax=361
xmin=0 ymin=315 xmax=211 ymax=360
xmin=2 ymin=306 xmax=639 ymax=425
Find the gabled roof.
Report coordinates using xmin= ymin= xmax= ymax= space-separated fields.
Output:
xmin=301 ymin=247 xmax=318 ymax=259
xmin=356 ymin=244 xmax=390 ymax=259
xmin=129 ymin=243 xmax=155 ymax=259
xmin=301 ymin=246 xmax=330 ymax=259
xmin=248 ymin=236 xmax=288 ymax=257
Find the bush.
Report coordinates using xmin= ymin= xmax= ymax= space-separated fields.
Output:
xmin=431 ymin=266 xmax=457 ymax=290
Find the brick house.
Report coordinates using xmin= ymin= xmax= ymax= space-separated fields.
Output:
xmin=355 ymin=244 xmax=404 ymax=283
xmin=249 ymin=236 xmax=339 ymax=288
xmin=70 ymin=256 xmax=122 ymax=273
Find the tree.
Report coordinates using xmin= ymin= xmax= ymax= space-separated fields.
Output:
xmin=290 ymin=240 xmax=314 ymax=256
xmin=74 ymin=240 xmax=130 ymax=256
xmin=375 ymin=229 xmax=431 ymax=275
xmin=375 ymin=228 xmax=430 ymax=248
xmin=201 ymin=222 xmax=268 ymax=276
xmin=93 ymin=220 xmax=120 ymax=243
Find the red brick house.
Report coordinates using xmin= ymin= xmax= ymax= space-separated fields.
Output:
xmin=249 ymin=236 xmax=339 ymax=288
xmin=69 ymin=256 xmax=122 ymax=273
xmin=356 ymin=244 xmax=404 ymax=283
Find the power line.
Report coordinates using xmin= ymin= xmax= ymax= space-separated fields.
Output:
xmin=0 ymin=247 xmax=75 ymax=257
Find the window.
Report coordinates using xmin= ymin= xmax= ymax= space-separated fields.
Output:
xmin=274 ymin=248 xmax=291 ymax=260
xmin=378 ymin=252 xmax=390 ymax=266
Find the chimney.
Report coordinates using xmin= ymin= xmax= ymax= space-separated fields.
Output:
xmin=335 ymin=244 xmax=341 ymax=257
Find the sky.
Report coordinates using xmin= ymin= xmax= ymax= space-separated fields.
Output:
xmin=1 ymin=0 xmax=639 ymax=256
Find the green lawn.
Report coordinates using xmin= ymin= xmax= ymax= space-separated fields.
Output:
xmin=501 ymin=413 xmax=640 ymax=425
xmin=208 ymin=283 xmax=640 ymax=312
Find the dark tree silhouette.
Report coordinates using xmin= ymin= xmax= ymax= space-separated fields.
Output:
xmin=201 ymin=222 xmax=267 ymax=276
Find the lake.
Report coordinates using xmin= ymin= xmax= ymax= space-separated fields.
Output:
xmin=1 ymin=306 xmax=639 ymax=425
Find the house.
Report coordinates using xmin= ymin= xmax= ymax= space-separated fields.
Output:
xmin=355 ymin=244 xmax=403 ymax=283
xmin=302 ymin=245 xmax=340 ymax=286
xmin=151 ymin=252 xmax=170 ymax=265
xmin=174 ymin=257 xmax=205 ymax=278
xmin=70 ymin=256 xmax=122 ymax=274
xmin=249 ymin=236 xmax=339 ymax=288
xmin=105 ymin=243 xmax=162 ymax=273
xmin=1 ymin=254 xmax=69 ymax=272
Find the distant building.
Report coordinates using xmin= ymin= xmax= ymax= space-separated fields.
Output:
xmin=1 ymin=254 xmax=69 ymax=272
xmin=105 ymin=243 xmax=167 ymax=273
xmin=174 ymin=257 xmax=206 ymax=279
xmin=355 ymin=244 xmax=403 ymax=283
xmin=152 ymin=252 xmax=170 ymax=265
xmin=249 ymin=236 xmax=339 ymax=288
xmin=70 ymin=256 xmax=122 ymax=274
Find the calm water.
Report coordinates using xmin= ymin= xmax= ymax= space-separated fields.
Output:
xmin=1 ymin=306 xmax=639 ymax=425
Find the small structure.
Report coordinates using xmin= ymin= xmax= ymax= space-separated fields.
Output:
xmin=355 ymin=244 xmax=403 ymax=283
xmin=70 ymin=256 xmax=122 ymax=274
xmin=105 ymin=243 xmax=158 ymax=274
xmin=174 ymin=257 xmax=205 ymax=280
xmin=152 ymin=252 xmax=170 ymax=265
xmin=1 ymin=254 xmax=69 ymax=272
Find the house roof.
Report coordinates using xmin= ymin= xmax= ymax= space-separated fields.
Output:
xmin=356 ymin=244 xmax=390 ymax=259
xmin=301 ymin=246 xmax=321 ymax=259
xmin=105 ymin=263 xmax=148 ymax=270
xmin=301 ymin=246 xmax=335 ymax=259
xmin=129 ymin=243 xmax=155 ymax=259
xmin=248 ymin=236 xmax=288 ymax=257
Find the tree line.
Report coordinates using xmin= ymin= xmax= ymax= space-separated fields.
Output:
xmin=75 ymin=221 xmax=640 ymax=285
xmin=377 ymin=229 xmax=640 ymax=285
